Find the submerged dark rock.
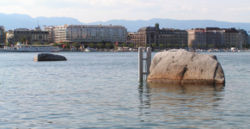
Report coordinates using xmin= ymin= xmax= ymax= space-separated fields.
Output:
xmin=34 ymin=53 xmax=67 ymax=61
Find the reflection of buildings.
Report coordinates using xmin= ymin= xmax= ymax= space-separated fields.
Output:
xmin=45 ymin=25 xmax=128 ymax=43
xmin=188 ymin=27 xmax=248 ymax=49
xmin=13 ymin=27 xmax=49 ymax=44
xmin=128 ymin=24 xmax=188 ymax=48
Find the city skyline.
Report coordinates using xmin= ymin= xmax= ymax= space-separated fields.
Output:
xmin=0 ymin=0 xmax=249 ymax=23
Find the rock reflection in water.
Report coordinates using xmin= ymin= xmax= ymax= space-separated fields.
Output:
xmin=138 ymin=83 xmax=225 ymax=128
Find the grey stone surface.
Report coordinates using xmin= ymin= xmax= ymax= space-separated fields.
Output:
xmin=34 ymin=53 xmax=67 ymax=61
xmin=147 ymin=49 xmax=225 ymax=85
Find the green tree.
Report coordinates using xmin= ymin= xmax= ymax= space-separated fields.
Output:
xmin=197 ymin=43 xmax=201 ymax=49
xmin=173 ymin=43 xmax=180 ymax=48
xmin=159 ymin=43 xmax=165 ymax=49
xmin=97 ymin=43 xmax=104 ymax=49
xmin=188 ymin=43 xmax=193 ymax=49
xmin=105 ymin=43 xmax=112 ymax=49
xmin=200 ymin=43 xmax=206 ymax=49
xmin=20 ymin=37 xmax=27 ymax=44
xmin=128 ymin=43 xmax=134 ymax=48
xmin=63 ymin=42 xmax=70 ymax=49
xmin=72 ymin=42 xmax=81 ymax=49
xmin=5 ymin=42 xmax=11 ymax=46
xmin=152 ymin=43 xmax=158 ymax=48
xmin=246 ymin=44 xmax=250 ymax=49
xmin=52 ymin=43 xmax=59 ymax=47
xmin=88 ymin=43 xmax=95 ymax=48
xmin=166 ymin=43 xmax=172 ymax=48
xmin=181 ymin=43 xmax=187 ymax=48
xmin=122 ymin=43 xmax=127 ymax=47
xmin=33 ymin=42 xmax=42 ymax=46
xmin=207 ymin=44 xmax=215 ymax=49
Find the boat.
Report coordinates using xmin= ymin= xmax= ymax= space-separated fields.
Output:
xmin=85 ymin=47 xmax=97 ymax=52
xmin=231 ymin=47 xmax=239 ymax=52
xmin=2 ymin=43 xmax=61 ymax=52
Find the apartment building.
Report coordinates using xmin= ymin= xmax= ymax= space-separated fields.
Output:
xmin=6 ymin=30 xmax=14 ymax=44
xmin=46 ymin=25 xmax=127 ymax=43
xmin=44 ymin=26 xmax=55 ymax=43
xmin=0 ymin=26 xmax=5 ymax=46
xmin=14 ymin=27 xmax=49 ymax=44
xmin=188 ymin=28 xmax=207 ymax=48
xmin=128 ymin=24 xmax=188 ymax=48
xmin=248 ymin=34 xmax=250 ymax=45
xmin=188 ymin=28 xmax=248 ymax=49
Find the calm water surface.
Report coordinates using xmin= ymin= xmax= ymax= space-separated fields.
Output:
xmin=0 ymin=52 xmax=249 ymax=128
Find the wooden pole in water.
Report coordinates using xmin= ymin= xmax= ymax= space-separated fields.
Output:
xmin=138 ymin=47 xmax=143 ymax=82
xmin=146 ymin=47 xmax=152 ymax=77
xmin=138 ymin=47 xmax=152 ymax=82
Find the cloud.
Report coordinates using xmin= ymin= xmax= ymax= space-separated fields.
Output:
xmin=0 ymin=0 xmax=249 ymax=23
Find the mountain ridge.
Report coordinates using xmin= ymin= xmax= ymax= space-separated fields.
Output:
xmin=0 ymin=13 xmax=250 ymax=32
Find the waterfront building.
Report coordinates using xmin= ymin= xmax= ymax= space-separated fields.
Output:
xmin=206 ymin=27 xmax=225 ymax=48
xmin=45 ymin=25 xmax=128 ymax=44
xmin=127 ymin=32 xmax=146 ymax=47
xmin=188 ymin=28 xmax=225 ymax=48
xmin=0 ymin=26 xmax=5 ymax=47
xmin=188 ymin=27 xmax=248 ymax=49
xmin=188 ymin=28 xmax=206 ymax=48
xmin=51 ymin=25 xmax=68 ymax=43
xmin=14 ymin=27 xmax=49 ymax=44
xmin=248 ymin=34 xmax=250 ymax=46
xmin=237 ymin=29 xmax=248 ymax=49
xmin=6 ymin=30 xmax=14 ymax=45
xmin=128 ymin=24 xmax=188 ymax=48
xmin=159 ymin=28 xmax=188 ymax=48
xmin=44 ymin=26 xmax=55 ymax=43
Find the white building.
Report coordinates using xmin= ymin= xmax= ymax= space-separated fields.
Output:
xmin=45 ymin=25 xmax=127 ymax=43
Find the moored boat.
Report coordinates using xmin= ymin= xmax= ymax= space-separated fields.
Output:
xmin=85 ymin=47 xmax=97 ymax=52
xmin=1 ymin=43 xmax=61 ymax=52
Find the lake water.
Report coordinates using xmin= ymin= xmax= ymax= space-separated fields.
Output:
xmin=0 ymin=52 xmax=249 ymax=128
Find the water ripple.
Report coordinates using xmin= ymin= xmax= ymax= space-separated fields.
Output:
xmin=0 ymin=52 xmax=249 ymax=128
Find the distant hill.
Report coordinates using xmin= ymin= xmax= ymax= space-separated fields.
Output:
xmin=0 ymin=13 xmax=82 ymax=30
xmin=92 ymin=18 xmax=250 ymax=32
xmin=0 ymin=13 xmax=250 ymax=32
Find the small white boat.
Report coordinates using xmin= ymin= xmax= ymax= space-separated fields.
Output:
xmin=2 ymin=43 xmax=61 ymax=52
xmin=85 ymin=47 xmax=97 ymax=52
xmin=231 ymin=47 xmax=238 ymax=52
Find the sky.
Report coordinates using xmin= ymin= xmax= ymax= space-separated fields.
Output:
xmin=0 ymin=0 xmax=249 ymax=23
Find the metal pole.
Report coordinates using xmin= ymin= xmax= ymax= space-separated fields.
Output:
xmin=146 ymin=47 xmax=152 ymax=77
xmin=138 ymin=47 xmax=143 ymax=82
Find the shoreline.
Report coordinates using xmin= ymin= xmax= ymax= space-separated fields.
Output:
xmin=0 ymin=50 xmax=250 ymax=53
xmin=1 ymin=47 xmax=250 ymax=53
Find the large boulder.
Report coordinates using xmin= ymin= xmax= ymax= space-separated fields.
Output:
xmin=34 ymin=53 xmax=67 ymax=61
xmin=147 ymin=49 xmax=225 ymax=85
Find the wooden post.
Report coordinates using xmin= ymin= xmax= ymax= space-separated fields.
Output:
xmin=138 ymin=47 xmax=143 ymax=82
xmin=139 ymin=47 xmax=152 ymax=82
xmin=146 ymin=47 xmax=152 ymax=77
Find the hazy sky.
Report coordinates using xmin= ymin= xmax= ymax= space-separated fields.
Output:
xmin=0 ymin=0 xmax=249 ymax=23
